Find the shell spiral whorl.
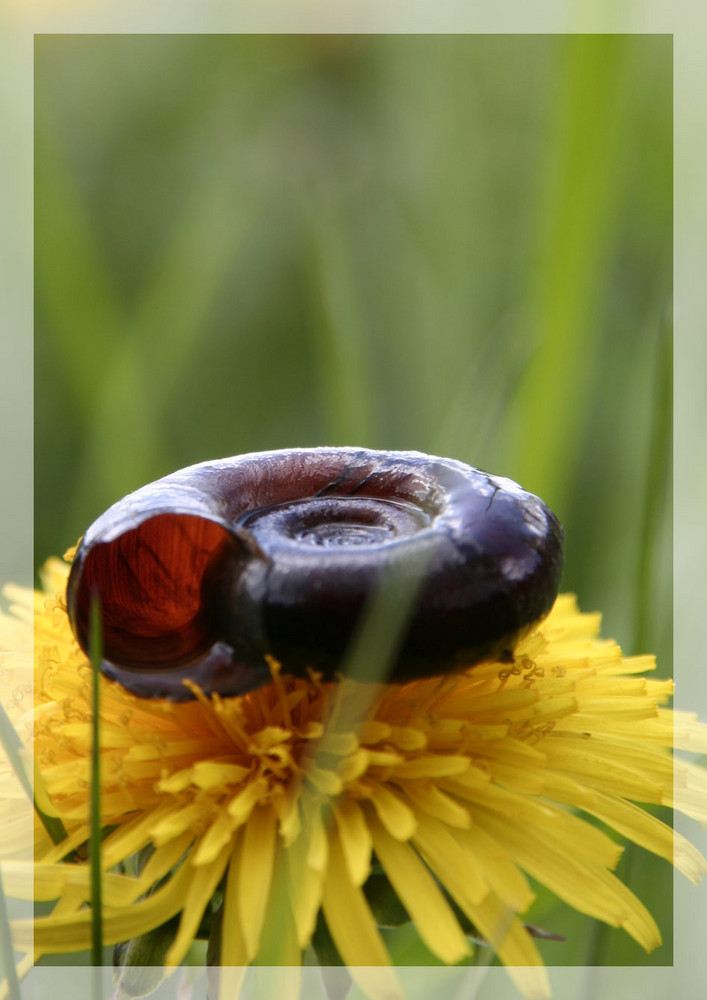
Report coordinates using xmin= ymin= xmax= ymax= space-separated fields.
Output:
xmin=66 ymin=447 xmax=564 ymax=700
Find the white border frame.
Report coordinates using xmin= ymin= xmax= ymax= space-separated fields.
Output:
xmin=2 ymin=2 xmax=705 ymax=997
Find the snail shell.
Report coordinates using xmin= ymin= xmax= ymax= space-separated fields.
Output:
xmin=66 ymin=447 xmax=564 ymax=700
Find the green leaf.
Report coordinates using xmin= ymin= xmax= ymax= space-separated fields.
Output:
xmin=112 ymin=919 xmax=179 ymax=1000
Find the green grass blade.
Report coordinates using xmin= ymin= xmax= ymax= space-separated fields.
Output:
xmin=89 ymin=597 xmax=104 ymax=984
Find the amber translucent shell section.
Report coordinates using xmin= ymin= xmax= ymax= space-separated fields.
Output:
xmin=69 ymin=514 xmax=234 ymax=668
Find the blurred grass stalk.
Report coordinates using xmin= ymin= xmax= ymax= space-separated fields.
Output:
xmin=307 ymin=192 xmax=375 ymax=446
xmin=632 ymin=313 xmax=672 ymax=658
xmin=504 ymin=34 xmax=631 ymax=506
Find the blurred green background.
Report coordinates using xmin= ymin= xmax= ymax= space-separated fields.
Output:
xmin=34 ymin=33 xmax=672 ymax=971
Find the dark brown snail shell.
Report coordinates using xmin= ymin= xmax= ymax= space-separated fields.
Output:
xmin=66 ymin=447 xmax=564 ymax=701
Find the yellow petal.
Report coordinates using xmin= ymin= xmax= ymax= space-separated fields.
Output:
xmin=227 ymin=777 xmax=268 ymax=825
xmin=238 ymin=803 xmax=277 ymax=960
xmin=617 ymin=882 xmax=662 ymax=951
xmin=485 ymin=761 xmax=546 ymax=794
xmin=545 ymin=776 xmax=707 ymax=883
xmin=304 ymin=761 xmax=343 ymax=795
xmin=483 ymin=783 xmax=623 ymax=869
xmin=475 ymin=738 xmax=547 ymax=767
xmin=671 ymin=759 xmax=707 ymax=821
xmin=387 ymin=726 xmax=428 ymax=751
xmin=368 ymin=811 xmax=470 ymax=964
xmin=151 ymin=802 xmax=206 ymax=845
xmin=402 ymin=782 xmax=471 ymax=829
xmin=392 ymin=755 xmax=470 ymax=780
xmin=368 ymin=784 xmax=417 ymax=840
xmin=272 ymin=776 xmax=302 ymax=846
xmin=16 ymin=858 xmax=193 ymax=953
xmin=138 ymin=831 xmax=195 ymax=889
xmin=3 ymin=860 xmax=138 ymax=906
xmin=166 ymin=840 xmax=232 ymax=967
xmin=192 ymin=810 xmax=237 ymax=866
xmin=542 ymin=737 xmax=665 ymax=801
xmin=192 ymin=760 xmax=251 ymax=790
xmin=411 ymin=812 xmax=488 ymax=909
xmin=672 ymin=710 xmax=707 ymax=753
xmin=331 ymin=796 xmax=372 ymax=885
xmin=99 ymin=801 xmax=176 ymax=868
xmin=438 ymin=685 xmax=539 ymax=718
xmin=473 ymin=806 xmax=648 ymax=935
xmin=599 ymin=654 xmax=657 ymax=676
xmin=321 ymin=825 xmax=402 ymax=1000
xmin=451 ymin=823 xmax=535 ymax=912
xmin=337 ymin=748 xmax=370 ymax=783
xmin=356 ymin=720 xmax=392 ymax=744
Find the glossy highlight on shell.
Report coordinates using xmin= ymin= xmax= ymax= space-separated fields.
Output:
xmin=66 ymin=447 xmax=564 ymax=700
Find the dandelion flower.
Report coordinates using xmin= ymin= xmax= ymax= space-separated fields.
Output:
xmin=2 ymin=556 xmax=707 ymax=1000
